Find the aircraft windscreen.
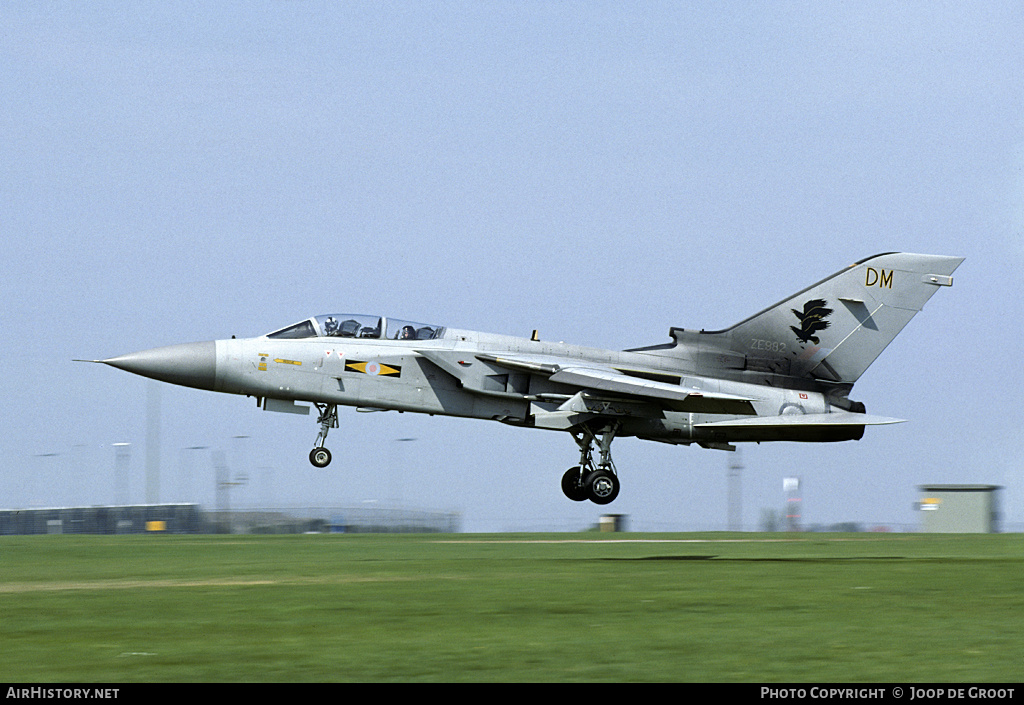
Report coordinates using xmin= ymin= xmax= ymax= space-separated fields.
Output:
xmin=266 ymin=320 xmax=317 ymax=339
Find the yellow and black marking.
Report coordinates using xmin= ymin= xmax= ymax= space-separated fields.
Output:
xmin=345 ymin=360 xmax=402 ymax=377
xmin=274 ymin=358 xmax=302 ymax=366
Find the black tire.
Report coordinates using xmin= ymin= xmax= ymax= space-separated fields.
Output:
xmin=561 ymin=466 xmax=588 ymax=502
xmin=309 ymin=447 xmax=332 ymax=468
xmin=585 ymin=469 xmax=620 ymax=505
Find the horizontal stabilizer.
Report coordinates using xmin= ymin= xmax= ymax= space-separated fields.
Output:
xmin=695 ymin=412 xmax=904 ymax=430
xmin=694 ymin=411 xmax=903 ymax=443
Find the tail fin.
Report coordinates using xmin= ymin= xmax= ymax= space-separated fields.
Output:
xmin=686 ymin=253 xmax=963 ymax=384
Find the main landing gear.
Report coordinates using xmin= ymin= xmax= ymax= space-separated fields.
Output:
xmin=309 ymin=403 xmax=338 ymax=468
xmin=561 ymin=423 xmax=621 ymax=505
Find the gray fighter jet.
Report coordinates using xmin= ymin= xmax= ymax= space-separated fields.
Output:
xmin=85 ymin=252 xmax=962 ymax=505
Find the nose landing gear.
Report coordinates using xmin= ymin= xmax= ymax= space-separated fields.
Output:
xmin=309 ymin=403 xmax=338 ymax=468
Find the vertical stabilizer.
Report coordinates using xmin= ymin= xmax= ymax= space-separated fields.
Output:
xmin=707 ymin=253 xmax=963 ymax=384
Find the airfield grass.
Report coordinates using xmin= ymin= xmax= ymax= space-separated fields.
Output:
xmin=1 ymin=533 xmax=1021 ymax=682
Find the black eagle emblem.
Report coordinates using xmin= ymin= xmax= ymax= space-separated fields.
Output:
xmin=790 ymin=299 xmax=833 ymax=345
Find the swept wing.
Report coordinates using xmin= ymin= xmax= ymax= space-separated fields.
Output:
xmin=474 ymin=352 xmax=758 ymax=415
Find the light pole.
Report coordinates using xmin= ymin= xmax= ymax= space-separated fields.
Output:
xmin=112 ymin=443 xmax=131 ymax=505
xmin=232 ymin=436 xmax=251 ymax=509
xmin=178 ymin=446 xmax=209 ymax=504
xmin=31 ymin=453 xmax=59 ymax=509
xmin=214 ymin=449 xmax=247 ymax=534
xmin=728 ymin=449 xmax=743 ymax=532
xmin=391 ymin=438 xmax=417 ymax=507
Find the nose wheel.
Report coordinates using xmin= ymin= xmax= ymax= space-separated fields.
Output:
xmin=309 ymin=447 xmax=332 ymax=468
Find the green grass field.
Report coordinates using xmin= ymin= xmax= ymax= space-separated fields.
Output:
xmin=1 ymin=532 xmax=1021 ymax=682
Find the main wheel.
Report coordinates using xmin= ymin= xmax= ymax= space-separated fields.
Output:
xmin=561 ymin=466 xmax=588 ymax=502
xmin=309 ymin=447 xmax=332 ymax=468
xmin=585 ymin=469 xmax=620 ymax=505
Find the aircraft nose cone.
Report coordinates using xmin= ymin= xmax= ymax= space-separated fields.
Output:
xmin=102 ymin=341 xmax=217 ymax=391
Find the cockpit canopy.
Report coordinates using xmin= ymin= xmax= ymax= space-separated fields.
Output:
xmin=266 ymin=314 xmax=445 ymax=341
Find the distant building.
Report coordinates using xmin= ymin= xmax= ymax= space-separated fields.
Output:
xmin=0 ymin=504 xmax=201 ymax=535
xmin=917 ymin=485 xmax=1003 ymax=533
xmin=0 ymin=504 xmax=460 ymax=535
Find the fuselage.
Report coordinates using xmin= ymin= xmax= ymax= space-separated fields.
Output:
xmin=204 ymin=321 xmax=837 ymax=445
xmin=97 ymin=312 xmax=869 ymax=448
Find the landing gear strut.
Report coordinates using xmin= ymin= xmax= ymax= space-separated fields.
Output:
xmin=309 ymin=403 xmax=338 ymax=468
xmin=561 ymin=423 xmax=621 ymax=505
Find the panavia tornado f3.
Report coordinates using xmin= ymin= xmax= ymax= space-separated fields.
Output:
xmin=83 ymin=252 xmax=962 ymax=505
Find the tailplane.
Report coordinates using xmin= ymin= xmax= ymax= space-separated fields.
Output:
xmin=680 ymin=253 xmax=963 ymax=384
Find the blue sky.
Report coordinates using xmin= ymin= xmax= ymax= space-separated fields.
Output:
xmin=2 ymin=2 xmax=1022 ymax=531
